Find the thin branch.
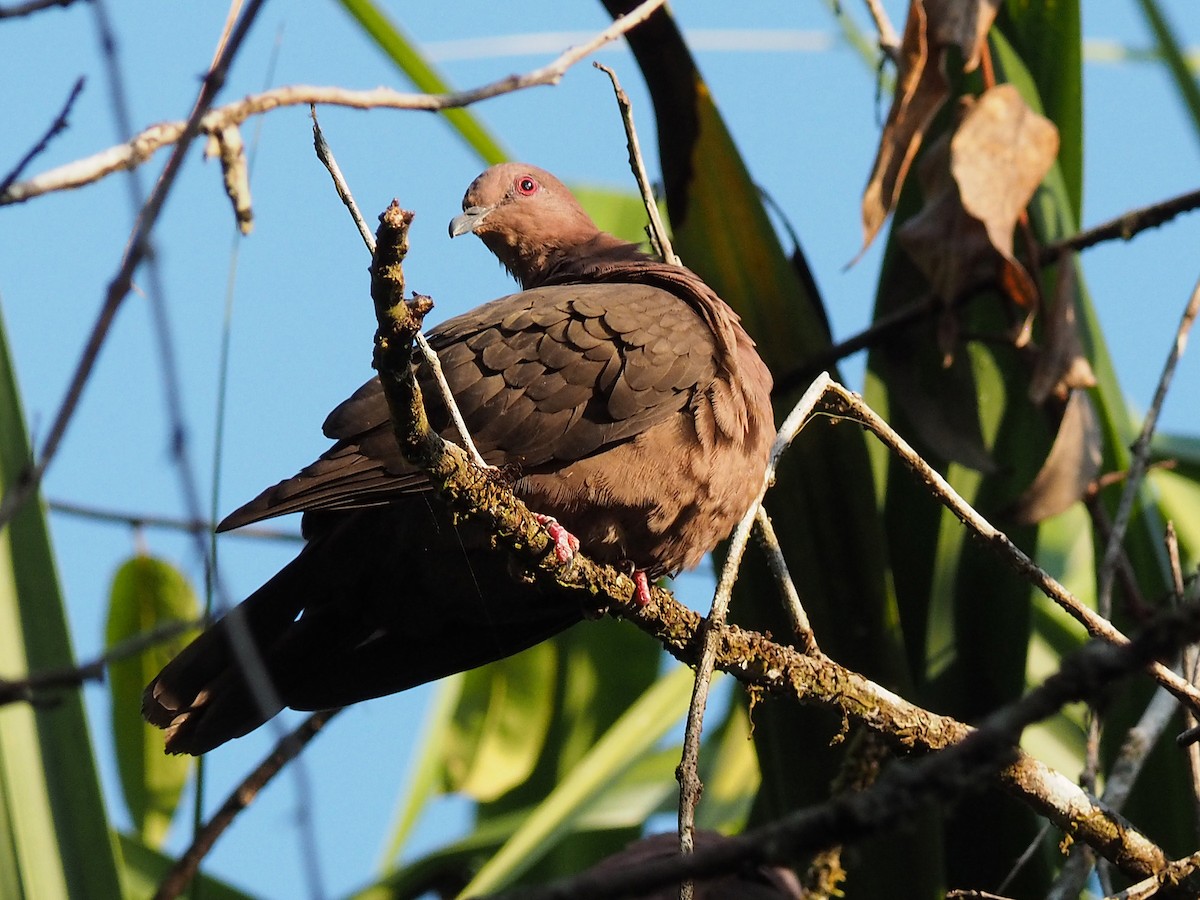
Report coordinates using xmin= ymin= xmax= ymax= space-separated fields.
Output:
xmin=593 ymin=62 xmax=678 ymax=265
xmin=359 ymin=207 xmax=1166 ymax=881
xmin=0 ymin=0 xmax=666 ymax=206
xmin=1084 ymin=490 xmax=1152 ymax=621
xmin=1048 ymin=684 xmax=1183 ymax=899
xmin=309 ymin=109 xmax=489 ymax=469
xmin=1044 ymin=187 xmax=1200 ymax=257
xmin=1096 ymin=270 xmax=1200 ymax=621
xmin=994 ymin=822 xmax=1051 ymax=895
xmin=862 ymin=0 xmax=900 ymax=62
xmin=0 ymin=618 xmax=202 ymax=707
xmin=819 ymin=381 xmax=1200 ymax=714
xmin=507 ymin=599 xmax=1200 ymax=900
xmin=677 ymin=374 xmax=834 ymax=887
xmin=754 ymin=506 xmax=817 ymax=653
xmin=152 ymin=708 xmax=342 ymax=900
xmin=0 ymin=0 xmax=77 ymax=18
xmin=1167 ymin=521 xmax=1200 ymax=839
xmin=310 ymin=105 xmax=373 ymax=249
xmin=47 ymin=497 xmax=303 ymax=541
xmin=1102 ymin=851 xmax=1200 ymax=900
xmin=773 ymin=185 xmax=1200 ymax=396
xmin=0 ymin=0 xmax=266 ymax=533
xmin=0 ymin=76 xmax=84 ymax=197
xmin=772 ymin=293 xmax=938 ymax=396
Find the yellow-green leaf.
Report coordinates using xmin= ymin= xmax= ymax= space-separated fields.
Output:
xmin=106 ymin=554 xmax=199 ymax=848
xmin=442 ymin=641 xmax=557 ymax=802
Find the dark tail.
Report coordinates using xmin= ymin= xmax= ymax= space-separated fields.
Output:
xmin=143 ymin=503 xmax=582 ymax=754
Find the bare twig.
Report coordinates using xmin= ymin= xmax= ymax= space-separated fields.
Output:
xmin=1045 ymin=187 xmax=1200 ymax=257
xmin=677 ymin=374 xmax=834 ymax=886
xmin=994 ymin=822 xmax=1051 ymax=895
xmin=772 ymin=293 xmax=938 ymax=397
xmin=0 ymin=618 xmax=202 ymax=707
xmin=0 ymin=76 xmax=84 ymax=197
xmin=1166 ymin=522 xmax=1200 ymax=838
xmin=0 ymin=0 xmax=266 ymax=533
xmin=309 ymin=109 xmax=489 ymax=470
xmin=1048 ymin=684 xmax=1183 ymax=899
xmin=754 ymin=506 xmax=817 ymax=652
xmin=773 ymin=185 xmax=1200 ymax=396
xmin=862 ymin=0 xmax=900 ymax=62
xmin=1102 ymin=851 xmax=1200 ymax=900
xmin=1096 ymin=271 xmax=1200 ymax=622
xmin=152 ymin=708 xmax=342 ymax=900
xmin=1 ymin=0 xmax=666 ymax=206
xmin=1084 ymin=491 xmax=1151 ymax=621
xmin=508 ymin=599 xmax=1200 ymax=900
xmin=0 ymin=0 xmax=76 ymax=17
xmin=819 ymin=381 xmax=1200 ymax=713
xmin=47 ymin=497 xmax=302 ymax=541
xmin=593 ymin=62 xmax=678 ymax=265
xmin=310 ymin=105 xmax=373 ymax=249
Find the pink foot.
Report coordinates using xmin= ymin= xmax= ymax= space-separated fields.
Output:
xmin=535 ymin=514 xmax=579 ymax=563
xmin=633 ymin=570 xmax=652 ymax=606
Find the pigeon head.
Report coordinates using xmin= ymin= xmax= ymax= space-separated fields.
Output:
xmin=449 ymin=163 xmax=604 ymax=288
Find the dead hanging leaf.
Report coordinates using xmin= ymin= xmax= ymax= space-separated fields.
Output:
xmin=1010 ymin=390 xmax=1102 ymax=525
xmin=898 ymin=87 xmax=1059 ymax=335
xmin=1028 ymin=258 xmax=1097 ymax=405
xmin=951 ymin=84 xmax=1058 ymax=267
xmin=860 ymin=0 xmax=1002 ymax=251
xmin=896 ymin=124 xmax=999 ymax=346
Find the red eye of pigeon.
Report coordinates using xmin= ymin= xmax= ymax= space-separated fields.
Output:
xmin=515 ymin=176 xmax=539 ymax=195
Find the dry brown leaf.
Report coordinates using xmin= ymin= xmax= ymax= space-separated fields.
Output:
xmin=897 ymin=127 xmax=996 ymax=310
xmin=1029 ymin=258 xmax=1098 ymax=405
xmin=859 ymin=0 xmax=1002 ymax=251
xmin=951 ymin=84 xmax=1059 ymax=260
xmin=1010 ymin=390 xmax=1102 ymax=525
xmin=898 ymin=87 xmax=1059 ymax=323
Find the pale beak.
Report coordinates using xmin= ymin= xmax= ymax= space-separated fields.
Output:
xmin=449 ymin=205 xmax=493 ymax=238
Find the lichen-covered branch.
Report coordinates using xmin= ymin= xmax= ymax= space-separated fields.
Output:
xmin=365 ymin=204 xmax=1172 ymax=883
xmin=505 ymin=602 xmax=1200 ymax=899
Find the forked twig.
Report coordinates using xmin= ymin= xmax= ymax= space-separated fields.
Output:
xmin=0 ymin=76 xmax=84 ymax=197
xmin=677 ymin=374 xmax=834 ymax=882
xmin=594 ymin=62 xmax=678 ymax=265
xmin=819 ymin=381 xmax=1200 ymax=713
xmin=1096 ymin=271 xmax=1200 ymax=616
xmin=310 ymin=110 xmax=489 ymax=469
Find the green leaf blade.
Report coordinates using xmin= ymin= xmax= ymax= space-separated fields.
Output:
xmin=105 ymin=554 xmax=199 ymax=848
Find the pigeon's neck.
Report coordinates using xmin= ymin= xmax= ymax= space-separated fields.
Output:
xmin=484 ymin=229 xmax=643 ymax=290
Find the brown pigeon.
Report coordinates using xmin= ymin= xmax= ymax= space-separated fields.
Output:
xmin=143 ymin=164 xmax=775 ymax=754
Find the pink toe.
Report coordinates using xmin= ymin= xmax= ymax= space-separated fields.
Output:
xmin=634 ymin=570 xmax=652 ymax=606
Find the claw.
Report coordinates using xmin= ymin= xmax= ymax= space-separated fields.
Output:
xmin=535 ymin=514 xmax=579 ymax=563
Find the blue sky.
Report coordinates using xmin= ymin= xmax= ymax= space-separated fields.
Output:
xmin=1 ymin=2 xmax=1198 ymax=897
